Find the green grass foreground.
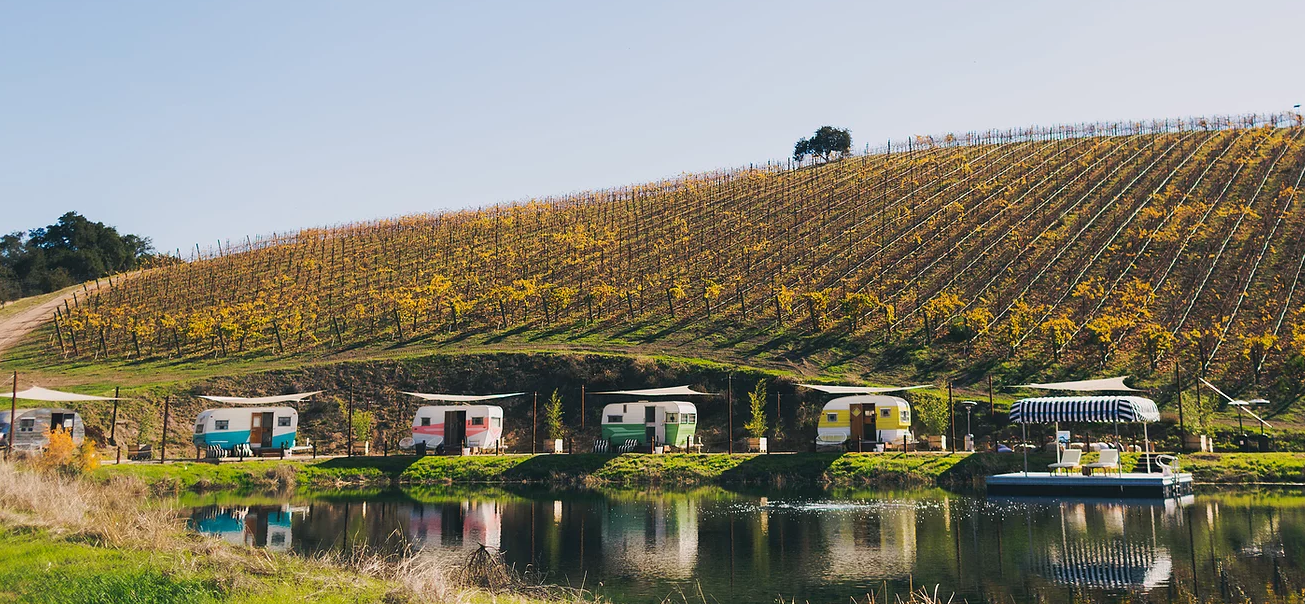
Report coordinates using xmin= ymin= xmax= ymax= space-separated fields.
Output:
xmin=94 ymin=451 xmax=1305 ymax=491
xmin=0 ymin=529 xmax=400 ymax=604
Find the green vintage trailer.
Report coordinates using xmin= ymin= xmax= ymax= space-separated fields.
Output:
xmin=600 ymin=400 xmax=697 ymax=448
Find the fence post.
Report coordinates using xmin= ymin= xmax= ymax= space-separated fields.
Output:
xmin=160 ymin=396 xmax=170 ymax=464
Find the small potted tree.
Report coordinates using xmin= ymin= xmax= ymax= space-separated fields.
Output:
xmin=351 ymin=410 xmax=374 ymax=456
xmin=744 ymin=380 xmax=768 ymax=453
xmin=544 ymin=389 xmax=565 ymax=453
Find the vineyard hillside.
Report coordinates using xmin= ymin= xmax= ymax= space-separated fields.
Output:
xmin=24 ymin=113 xmax=1305 ymax=410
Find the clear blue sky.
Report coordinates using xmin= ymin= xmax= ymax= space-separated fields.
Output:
xmin=3 ymin=1 xmax=1301 ymax=254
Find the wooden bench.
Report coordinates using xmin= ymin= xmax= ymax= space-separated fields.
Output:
xmin=126 ymin=444 xmax=153 ymax=461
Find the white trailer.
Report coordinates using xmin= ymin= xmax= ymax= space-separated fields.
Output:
xmin=0 ymin=408 xmax=85 ymax=451
xmin=411 ymin=405 xmax=504 ymax=450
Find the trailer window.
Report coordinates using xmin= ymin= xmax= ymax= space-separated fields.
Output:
xmin=827 ymin=413 xmax=837 ymax=422
xmin=683 ymin=413 xmax=696 ymax=424
xmin=471 ymin=417 xmax=484 ymax=426
xmin=900 ymin=410 xmax=910 ymax=423
xmin=665 ymin=412 xmax=678 ymax=423
xmin=277 ymin=416 xmax=292 ymax=427
xmin=19 ymin=419 xmax=34 ymax=432
xmin=420 ymin=417 xmax=431 ymax=426
xmin=492 ymin=417 xmax=501 ymax=427
xmin=881 ymin=408 xmax=891 ymax=418
xmin=195 ymin=423 xmax=205 ymax=434
xmin=214 ymin=420 xmax=229 ymax=430
xmin=607 ymin=415 xmax=623 ymax=423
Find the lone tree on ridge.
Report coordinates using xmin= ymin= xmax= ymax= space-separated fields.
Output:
xmin=794 ymin=126 xmax=852 ymax=163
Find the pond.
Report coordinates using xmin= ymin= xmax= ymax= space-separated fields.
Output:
xmin=184 ymin=486 xmax=1305 ymax=603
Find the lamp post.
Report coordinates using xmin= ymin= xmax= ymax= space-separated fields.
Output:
xmin=959 ymin=401 xmax=977 ymax=451
xmin=1229 ymin=401 xmax=1247 ymax=435
xmin=1251 ymin=399 xmax=1270 ymax=436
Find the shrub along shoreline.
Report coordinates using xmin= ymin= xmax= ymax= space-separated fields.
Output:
xmin=93 ymin=451 xmax=1305 ymax=491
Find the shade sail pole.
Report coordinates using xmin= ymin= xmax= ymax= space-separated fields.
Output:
xmin=1022 ymin=423 xmax=1028 ymax=476
xmin=6 ymin=372 xmax=15 ymax=461
xmin=1143 ymin=422 xmax=1150 ymax=474
xmin=1055 ymin=421 xmax=1060 ymax=464
xmin=1113 ymin=416 xmax=1120 ymax=475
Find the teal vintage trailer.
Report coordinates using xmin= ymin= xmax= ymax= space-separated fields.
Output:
xmin=191 ymin=392 xmax=319 ymax=454
xmin=193 ymin=406 xmax=299 ymax=452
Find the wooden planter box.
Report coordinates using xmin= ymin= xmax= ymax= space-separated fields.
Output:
xmin=744 ymin=437 xmax=768 ymax=453
xmin=1183 ymin=434 xmax=1213 ymax=452
xmin=924 ymin=435 xmax=946 ymax=451
xmin=351 ymin=441 xmax=370 ymax=456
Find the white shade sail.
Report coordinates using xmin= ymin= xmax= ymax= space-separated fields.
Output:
xmin=1016 ymin=376 xmax=1141 ymax=392
xmin=197 ymin=391 xmax=322 ymax=405
xmin=591 ymin=385 xmax=712 ymax=397
xmin=798 ymin=384 xmax=930 ymax=395
xmin=401 ymin=392 xmax=525 ymax=402
xmin=3 ymin=386 xmax=124 ymax=402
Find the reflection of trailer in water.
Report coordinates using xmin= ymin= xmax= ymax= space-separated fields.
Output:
xmin=407 ymin=500 xmax=502 ymax=550
xmin=599 ymin=494 xmax=699 ymax=579
xmin=191 ymin=504 xmax=299 ymax=552
xmin=816 ymin=500 xmax=917 ymax=581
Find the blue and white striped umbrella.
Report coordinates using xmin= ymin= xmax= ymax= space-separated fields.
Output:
xmin=1009 ymin=396 xmax=1160 ymax=424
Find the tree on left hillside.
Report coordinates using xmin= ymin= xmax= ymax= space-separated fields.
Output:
xmin=0 ymin=212 xmax=171 ymax=301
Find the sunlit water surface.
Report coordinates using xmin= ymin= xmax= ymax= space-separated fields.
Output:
xmin=184 ymin=486 xmax=1305 ymax=603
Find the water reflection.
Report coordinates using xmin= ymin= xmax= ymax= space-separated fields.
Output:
xmin=191 ymin=504 xmax=302 ymax=552
xmin=184 ymin=488 xmax=1305 ymax=603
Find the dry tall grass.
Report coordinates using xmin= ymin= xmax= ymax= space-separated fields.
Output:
xmin=0 ymin=459 xmax=179 ymax=548
xmin=0 ymin=459 xmax=595 ymax=603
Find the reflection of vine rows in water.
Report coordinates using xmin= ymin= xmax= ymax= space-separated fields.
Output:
xmin=49 ymin=114 xmax=1305 ymax=385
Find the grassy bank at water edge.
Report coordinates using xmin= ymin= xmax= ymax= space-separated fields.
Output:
xmin=94 ymin=452 xmax=1305 ymax=491
xmin=95 ymin=451 xmax=1080 ymax=490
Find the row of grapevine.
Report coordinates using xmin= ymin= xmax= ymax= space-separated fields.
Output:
xmin=43 ymin=112 xmax=1305 ymax=395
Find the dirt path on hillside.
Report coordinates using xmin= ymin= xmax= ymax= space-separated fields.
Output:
xmin=0 ymin=277 xmax=125 ymax=357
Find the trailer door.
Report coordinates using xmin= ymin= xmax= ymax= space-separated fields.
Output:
xmin=250 ymin=413 xmax=263 ymax=447
xmin=260 ymin=412 xmax=274 ymax=447
xmin=444 ymin=410 xmax=467 ymax=449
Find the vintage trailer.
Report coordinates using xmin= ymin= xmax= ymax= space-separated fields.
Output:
xmin=815 ymin=395 xmax=912 ymax=449
xmin=601 ymin=401 xmax=697 ymax=447
xmin=192 ymin=407 xmax=298 ymax=452
xmin=411 ymin=405 xmax=504 ymax=450
xmin=0 ymin=408 xmax=85 ymax=450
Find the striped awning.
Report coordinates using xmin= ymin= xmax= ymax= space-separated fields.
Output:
xmin=1009 ymin=396 xmax=1160 ymax=424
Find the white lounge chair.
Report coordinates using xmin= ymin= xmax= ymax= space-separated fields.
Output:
xmin=1084 ymin=448 xmax=1120 ymax=475
xmin=1047 ymin=449 xmax=1082 ymax=475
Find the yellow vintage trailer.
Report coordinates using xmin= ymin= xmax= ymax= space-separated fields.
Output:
xmin=815 ymin=395 xmax=913 ymax=450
